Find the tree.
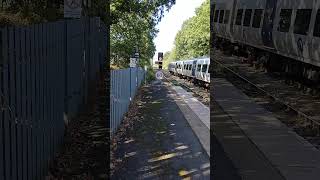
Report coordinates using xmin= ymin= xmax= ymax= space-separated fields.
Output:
xmin=165 ymin=0 xmax=209 ymax=66
xmin=110 ymin=0 xmax=176 ymax=68
xmin=0 ymin=0 xmax=108 ymax=26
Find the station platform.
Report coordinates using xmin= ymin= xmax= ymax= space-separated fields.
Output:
xmin=168 ymin=85 xmax=210 ymax=156
xmin=213 ymin=78 xmax=320 ymax=180
xmin=111 ymin=80 xmax=210 ymax=179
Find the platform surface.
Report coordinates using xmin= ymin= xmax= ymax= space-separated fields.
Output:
xmin=112 ymin=82 xmax=210 ymax=179
xmin=171 ymin=86 xmax=210 ymax=129
xmin=213 ymin=78 xmax=320 ymax=180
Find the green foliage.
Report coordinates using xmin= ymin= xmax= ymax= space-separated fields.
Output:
xmin=0 ymin=0 xmax=108 ymax=26
xmin=146 ymin=67 xmax=156 ymax=83
xmin=110 ymin=0 xmax=175 ymax=68
xmin=163 ymin=51 xmax=171 ymax=69
xmin=164 ymin=0 xmax=209 ymax=67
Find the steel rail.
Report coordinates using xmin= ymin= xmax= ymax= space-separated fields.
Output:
xmin=213 ymin=59 xmax=320 ymax=128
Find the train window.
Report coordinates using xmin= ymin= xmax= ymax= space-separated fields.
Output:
xmin=243 ymin=9 xmax=253 ymax=27
xmin=202 ymin=65 xmax=208 ymax=72
xmin=219 ymin=10 xmax=224 ymax=23
xmin=197 ymin=64 xmax=202 ymax=71
xmin=235 ymin=9 xmax=244 ymax=25
xmin=313 ymin=10 xmax=320 ymax=37
xmin=224 ymin=10 xmax=230 ymax=24
xmin=214 ymin=10 xmax=219 ymax=22
xmin=278 ymin=9 xmax=292 ymax=32
xmin=294 ymin=9 xmax=312 ymax=35
xmin=252 ymin=9 xmax=263 ymax=28
xmin=189 ymin=64 xmax=192 ymax=70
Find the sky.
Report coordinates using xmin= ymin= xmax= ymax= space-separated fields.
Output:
xmin=152 ymin=0 xmax=205 ymax=63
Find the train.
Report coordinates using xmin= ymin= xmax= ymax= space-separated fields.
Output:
xmin=212 ymin=0 xmax=320 ymax=85
xmin=168 ymin=57 xmax=210 ymax=86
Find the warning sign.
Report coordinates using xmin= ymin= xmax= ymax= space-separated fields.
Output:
xmin=130 ymin=58 xmax=137 ymax=67
xmin=64 ymin=0 xmax=82 ymax=18
xmin=155 ymin=71 xmax=164 ymax=80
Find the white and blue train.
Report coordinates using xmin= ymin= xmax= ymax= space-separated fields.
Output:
xmin=212 ymin=0 xmax=320 ymax=84
xmin=168 ymin=57 xmax=210 ymax=86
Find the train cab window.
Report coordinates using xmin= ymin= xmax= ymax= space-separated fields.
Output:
xmin=313 ymin=10 xmax=320 ymax=37
xmin=214 ymin=10 xmax=219 ymax=22
xmin=219 ymin=10 xmax=224 ymax=23
xmin=224 ymin=10 xmax=230 ymax=24
xmin=278 ymin=9 xmax=292 ymax=32
xmin=243 ymin=9 xmax=253 ymax=26
xmin=294 ymin=9 xmax=312 ymax=35
xmin=252 ymin=9 xmax=263 ymax=28
xmin=235 ymin=9 xmax=244 ymax=25
xmin=202 ymin=64 xmax=208 ymax=72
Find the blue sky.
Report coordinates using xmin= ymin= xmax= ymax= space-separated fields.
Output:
xmin=152 ymin=0 xmax=205 ymax=62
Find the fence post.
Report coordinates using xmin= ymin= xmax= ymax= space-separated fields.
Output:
xmin=130 ymin=67 xmax=132 ymax=101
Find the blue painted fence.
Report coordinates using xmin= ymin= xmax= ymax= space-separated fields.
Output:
xmin=0 ymin=17 xmax=107 ymax=179
xmin=110 ymin=67 xmax=146 ymax=134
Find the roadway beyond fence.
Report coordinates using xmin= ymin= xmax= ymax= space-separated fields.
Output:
xmin=110 ymin=67 xmax=145 ymax=134
xmin=0 ymin=17 xmax=107 ymax=179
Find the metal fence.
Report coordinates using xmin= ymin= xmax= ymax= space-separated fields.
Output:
xmin=110 ymin=67 xmax=145 ymax=134
xmin=0 ymin=17 xmax=107 ymax=179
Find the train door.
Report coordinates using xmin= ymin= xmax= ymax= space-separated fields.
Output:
xmin=292 ymin=9 xmax=313 ymax=60
xmin=230 ymin=0 xmax=237 ymax=36
xmin=192 ymin=60 xmax=197 ymax=77
xmin=261 ymin=0 xmax=277 ymax=48
xmin=205 ymin=60 xmax=210 ymax=82
xmin=211 ymin=3 xmax=215 ymax=33
xmin=311 ymin=9 xmax=320 ymax=65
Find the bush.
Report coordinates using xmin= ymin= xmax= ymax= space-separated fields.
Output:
xmin=146 ymin=67 xmax=156 ymax=83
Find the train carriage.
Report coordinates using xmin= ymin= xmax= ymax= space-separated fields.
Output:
xmin=182 ymin=60 xmax=194 ymax=78
xmin=195 ymin=58 xmax=210 ymax=84
xmin=176 ymin=61 xmax=183 ymax=75
xmin=212 ymin=0 xmax=320 ymax=82
xmin=167 ymin=57 xmax=210 ymax=86
xmin=168 ymin=62 xmax=176 ymax=74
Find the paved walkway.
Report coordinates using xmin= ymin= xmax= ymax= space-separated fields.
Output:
xmin=213 ymin=78 xmax=320 ymax=180
xmin=111 ymin=81 xmax=209 ymax=179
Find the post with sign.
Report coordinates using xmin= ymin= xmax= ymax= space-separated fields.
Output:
xmin=155 ymin=52 xmax=164 ymax=81
xmin=158 ymin=52 xmax=163 ymax=69
xmin=64 ymin=0 xmax=82 ymax=18
xmin=135 ymin=48 xmax=139 ymax=88
xmin=129 ymin=57 xmax=136 ymax=101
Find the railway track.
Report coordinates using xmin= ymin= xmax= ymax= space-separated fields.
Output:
xmin=213 ymin=56 xmax=320 ymax=149
xmin=163 ymin=71 xmax=210 ymax=107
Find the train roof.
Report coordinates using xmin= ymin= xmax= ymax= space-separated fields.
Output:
xmin=172 ymin=56 xmax=209 ymax=62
